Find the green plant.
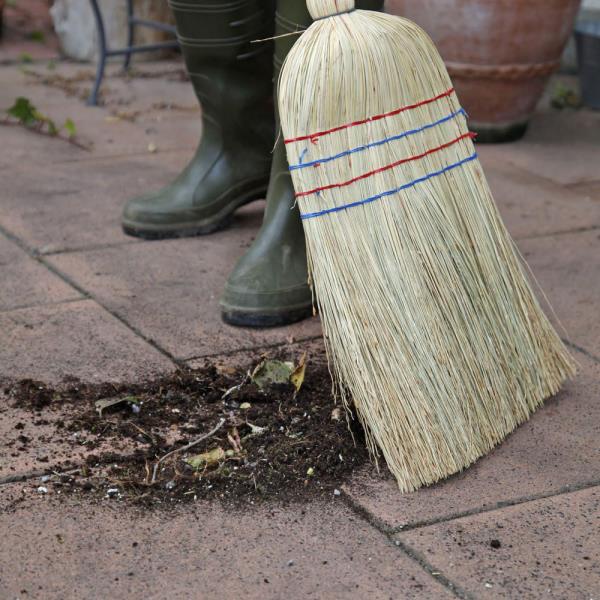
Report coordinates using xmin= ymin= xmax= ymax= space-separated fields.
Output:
xmin=6 ymin=96 xmax=76 ymax=137
xmin=2 ymin=97 xmax=89 ymax=150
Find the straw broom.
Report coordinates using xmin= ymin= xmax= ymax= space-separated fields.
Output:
xmin=278 ymin=0 xmax=576 ymax=492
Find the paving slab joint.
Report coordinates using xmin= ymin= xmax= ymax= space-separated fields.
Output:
xmin=521 ymin=224 xmax=600 ymax=241
xmin=39 ymin=240 xmax=140 ymax=257
xmin=340 ymin=487 xmax=396 ymax=534
xmin=385 ymin=478 xmax=600 ymax=535
xmin=40 ymin=258 xmax=184 ymax=369
xmin=340 ymin=489 xmax=469 ymax=598
xmin=0 ymin=221 xmax=182 ymax=369
xmin=563 ymin=339 xmax=600 ymax=364
xmin=390 ymin=537 xmax=475 ymax=600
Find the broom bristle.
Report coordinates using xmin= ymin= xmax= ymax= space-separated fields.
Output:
xmin=278 ymin=2 xmax=576 ymax=492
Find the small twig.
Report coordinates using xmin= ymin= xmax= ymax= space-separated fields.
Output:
xmin=151 ymin=418 xmax=225 ymax=484
xmin=227 ymin=427 xmax=243 ymax=454
xmin=0 ymin=118 xmax=92 ymax=151
xmin=51 ymin=467 xmax=81 ymax=477
xmin=129 ymin=422 xmax=155 ymax=444
xmin=251 ymin=30 xmax=304 ymax=44
xmin=0 ymin=469 xmax=47 ymax=486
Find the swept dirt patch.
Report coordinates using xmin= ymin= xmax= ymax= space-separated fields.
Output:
xmin=3 ymin=353 xmax=372 ymax=508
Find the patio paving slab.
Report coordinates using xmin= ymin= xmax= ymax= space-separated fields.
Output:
xmin=6 ymin=61 xmax=197 ymax=114
xmin=479 ymin=154 xmax=600 ymax=240
xmin=0 ymin=488 xmax=453 ymax=600
xmin=397 ymin=486 xmax=600 ymax=599
xmin=479 ymin=102 xmax=600 ymax=187
xmin=0 ymin=233 xmax=81 ymax=311
xmin=0 ymin=65 xmax=87 ymax=111
xmin=0 ymin=152 xmax=187 ymax=254
xmin=28 ymin=95 xmax=200 ymax=161
xmin=569 ymin=179 xmax=600 ymax=203
xmin=0 ymin=120 xmax=84 ymax=170
xmin=47 ymin=210 xmax=323 ymax=361
xmin=0 ymin=95 xmax=199 ymax=167
xmin=0 ymin=299 xmax=176 ymax=383
xmin=343 ymin=351 xmax=599 ymax=531
xmin=0 ymin=63 xmax=200 ymax=161
xmin=521 ymin=229 xmax=600 ymax=358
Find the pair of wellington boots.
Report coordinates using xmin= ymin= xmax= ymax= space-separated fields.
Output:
xmin=122 ymin=0 xmax=383 ymax=327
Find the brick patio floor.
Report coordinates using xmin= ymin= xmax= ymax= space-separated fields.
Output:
xmin=0 ymin=55 xmax=599 ymax=599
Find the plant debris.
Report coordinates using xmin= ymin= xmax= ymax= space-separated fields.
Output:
xmin=95 ymin=395 xmax=139 ymax=417
xmin=551 ymin=82 xmax=582 ymax=110
xmin=2 ymin=97 xmax=89 ymax=150
xmin=3 ymin=353 xmax=372 ymax=508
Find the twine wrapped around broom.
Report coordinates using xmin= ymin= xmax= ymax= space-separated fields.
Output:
xmin=278 ymin=0 xmax=576 ymax=492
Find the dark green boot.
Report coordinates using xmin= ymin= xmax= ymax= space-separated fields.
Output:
xmin=122 ymin=0 xmax=276 ymax=239
xmin=220 ymin=0 xmax=383 ymax=327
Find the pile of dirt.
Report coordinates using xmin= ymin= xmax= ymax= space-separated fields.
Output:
xmin=4 ymin=354 xmax=374 ymax=508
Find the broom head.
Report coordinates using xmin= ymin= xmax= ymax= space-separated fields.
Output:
xmin=278 ymin=0 xmax=576 ymax=492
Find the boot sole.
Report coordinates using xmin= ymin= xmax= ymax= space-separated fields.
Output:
xmin=121 ymin=183 xmax=268 ymax=240
xmin=221 ymin=305 xmax=314 ymax=328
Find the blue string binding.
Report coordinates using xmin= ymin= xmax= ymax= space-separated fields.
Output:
xmin=300 ymin=152 xmax=478 ymax=220
xmin=289 ymin=108 xmax=467 ymax=171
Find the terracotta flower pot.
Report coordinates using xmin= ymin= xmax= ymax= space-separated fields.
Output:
xmin=387 ymin=0 xmax=582 ymax=142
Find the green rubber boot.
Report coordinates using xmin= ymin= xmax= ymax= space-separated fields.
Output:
xmin=121 ymin=0 xmax=276 ymax=239
xmin=221 ymin=0 xmax=384 ymax=327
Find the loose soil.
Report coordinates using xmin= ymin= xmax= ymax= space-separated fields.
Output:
xmin=2 ymin=353 xmax=374 ymax=508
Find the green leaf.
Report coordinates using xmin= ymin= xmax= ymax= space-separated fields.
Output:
xmin=7 ymin=97 xmax=37 ymax=126
xmin=63 ymin=118 xmax=77 ymax=137
xmin=47 ymin=120 xmax=59 ymax=136
xmin=250 ymin=359 xmax=295 ymax=391
xmin=19 ymin=53 xmax=33 ymax=64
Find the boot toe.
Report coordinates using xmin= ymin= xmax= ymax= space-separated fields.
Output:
xmin=122 ymin=193 xmax=159 ymax=224
xmin=221 ymin=273 xmax=313 ymax=328
xmin=122 ymin=191 xmax=198 ymax=239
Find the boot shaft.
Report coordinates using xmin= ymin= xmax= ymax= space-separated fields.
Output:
xmin=168 ymin=0 xmax=276 ymax=146
xmin=266 ymin=0 xmax=385 ymax=222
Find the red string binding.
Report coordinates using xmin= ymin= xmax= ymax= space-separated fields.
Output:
xmin=295 ymin=132 xmax=476 ymax=198
xmin=284 ymin=88 xmax=456 ymax=145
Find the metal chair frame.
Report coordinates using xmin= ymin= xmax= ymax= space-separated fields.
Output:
xmin=87 ymin=0 xmax=179 ymax=105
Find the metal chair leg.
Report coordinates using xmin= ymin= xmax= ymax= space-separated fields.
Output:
xmin=87 ymin=0 xmax=179 ymax=106
xmin=87 ymin=0 xmax=108 ymax=106
xmin=123 ymin=0 xmax=134 ymax=70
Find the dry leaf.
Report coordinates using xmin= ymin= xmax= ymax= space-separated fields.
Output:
xmin=331 ymin=407 xmax=342 ymax=421
xmin=95 ymin=396 xmax=138 ymax=417
xmin=251 ymin=359 xmax=294 ymax=391
xmin=247 ymin=422 xmax=267 ymax=436
xmin=185 ymin=447 xmax=225 ymax=469
xmin=290 ymin=352 xmax=308 ymax=393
